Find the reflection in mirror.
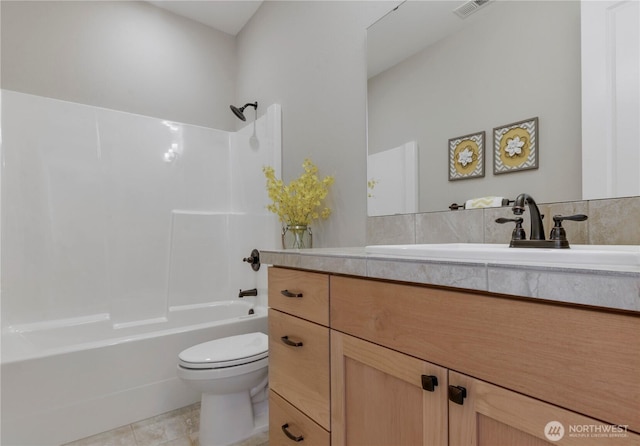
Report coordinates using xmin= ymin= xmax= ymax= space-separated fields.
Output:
xmin=367 ymin=0 xmax=635 ymax=216
xmin=581 ymin=0 xmax=640 ymax=201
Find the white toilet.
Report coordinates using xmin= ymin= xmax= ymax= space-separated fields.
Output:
xmin=177 ymin=332 xmax=269 ymax=446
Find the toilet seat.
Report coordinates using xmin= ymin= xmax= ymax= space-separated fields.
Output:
xmin=178 ymin=332 xmax=268 ymax=370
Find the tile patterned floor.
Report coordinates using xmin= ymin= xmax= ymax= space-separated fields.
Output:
xmin=63 ymin=403 xmax=269 ymax=446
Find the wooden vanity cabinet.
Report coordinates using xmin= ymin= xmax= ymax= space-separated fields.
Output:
xmin=330 ymin=275 xmax=640 ymax=444
xmin=268 ymin=267 xmax=330 ymax=445
xmin=268 ymin=267 xmax=640 ymax=445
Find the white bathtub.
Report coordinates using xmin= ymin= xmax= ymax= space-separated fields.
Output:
xmin=1 ymin=300 xmax=268 ymax=446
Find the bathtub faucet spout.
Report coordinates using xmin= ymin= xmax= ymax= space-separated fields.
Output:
xmin=238 ymin=288 xmax=258 ymax=298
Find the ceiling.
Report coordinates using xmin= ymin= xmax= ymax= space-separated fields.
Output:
xmin=146 ymin=0 xmax=495 ymax=78
xmin=148 ymin=1 xmax=263 ymax=36
xmin=367 ymin=0 xmax=499 ymax=78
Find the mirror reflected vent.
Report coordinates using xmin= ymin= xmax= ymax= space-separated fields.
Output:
xmin=453 ymin=0 xmax=492 ymax=19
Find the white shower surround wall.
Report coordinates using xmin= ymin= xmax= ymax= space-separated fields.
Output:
xmin=0 ymin=90 xmax=282 ymax=445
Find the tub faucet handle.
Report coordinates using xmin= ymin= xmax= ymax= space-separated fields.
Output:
xmin=242 ymin=249 xmax=261 ymax=271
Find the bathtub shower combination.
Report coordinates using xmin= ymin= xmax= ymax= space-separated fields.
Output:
xmin=0 ymin=90 xmax=282 ymax=445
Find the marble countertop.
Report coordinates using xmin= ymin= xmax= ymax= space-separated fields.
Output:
xmin=261 ymin=247 xmax=640 ymax=313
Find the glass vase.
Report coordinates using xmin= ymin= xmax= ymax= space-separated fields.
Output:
xmin=282 ymin=225 xmax=313 ymax=249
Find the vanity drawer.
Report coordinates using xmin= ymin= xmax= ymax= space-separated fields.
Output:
xmin=269 ymin=390 xmax=330 ymax=446
xmin=268 ymin=267 xmax=329 ymax=325
xmin=269 ymin=308 xmax=330 ymax=430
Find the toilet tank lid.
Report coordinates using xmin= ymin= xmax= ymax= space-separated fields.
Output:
xmin=178 ymin=332 xmax=268 ymax=366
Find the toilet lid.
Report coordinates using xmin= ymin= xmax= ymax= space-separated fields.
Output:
xmin=178 ymin=332 xmax=268 ymax=369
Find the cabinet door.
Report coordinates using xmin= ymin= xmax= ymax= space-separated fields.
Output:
xmin=331 ymin=331 xmax=448 ymax=446
xmin=448 ymin=371 xmax=640 ymax=446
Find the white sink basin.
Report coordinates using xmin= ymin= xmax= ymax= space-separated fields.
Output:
xmin=365 ymin=243 xmax=640 ymax=269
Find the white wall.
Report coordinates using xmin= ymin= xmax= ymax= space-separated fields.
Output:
xmin=236 ymin=1 xmax=392 ymax=247
xmin=1 ymin=1 xmax=237 ymax=130
xmin=368 ymin=1 xmax=582 ymax=213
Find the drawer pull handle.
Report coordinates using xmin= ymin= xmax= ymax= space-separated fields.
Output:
xmin=448 ymin=385 xmax=467 ymax=405
xmin=281 ymin=289 xmax=303 ymax=298
xmin=281 ymin=335 xmax=304 ymax=347
xmin=282 ymin=423 xmax=304 ymax=442
xmin=282 ymin=423 xmax=304 ymax=441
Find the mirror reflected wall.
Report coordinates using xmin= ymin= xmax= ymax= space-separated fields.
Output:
xmin=367 ymin=1 xmax=582 ymax=215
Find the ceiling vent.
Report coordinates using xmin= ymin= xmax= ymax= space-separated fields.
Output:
xmin=454 ymin=0 xmax=492 ymax=19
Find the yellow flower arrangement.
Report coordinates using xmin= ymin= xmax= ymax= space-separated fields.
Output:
xmin=263 ymin=159 xmax=335 ymax=226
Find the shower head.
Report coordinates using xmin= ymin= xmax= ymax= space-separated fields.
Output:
xmin=230 ymin=102 xmax=258 ymax=121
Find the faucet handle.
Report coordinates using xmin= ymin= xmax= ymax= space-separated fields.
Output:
xmin=550 ymin=214 xmax=588 ymax=241
xmin=495 ymin=217 xmax=526 ymax=240
xmin=242 ymin=248 xmax=261 ymax=271
xmin=553 ymin=214 xmax=588 ymax=222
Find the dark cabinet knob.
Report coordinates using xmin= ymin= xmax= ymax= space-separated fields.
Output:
xmin=421 ymin=375 xmax=439 ymax=392
xmin=448 ymin=385 xmax=467 ymax=405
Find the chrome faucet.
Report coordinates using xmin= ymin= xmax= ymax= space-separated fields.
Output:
xmin=512 ymin=193 xmax=545 ymax=240
xmin=238 ymin=288 xmax=258 ymax=298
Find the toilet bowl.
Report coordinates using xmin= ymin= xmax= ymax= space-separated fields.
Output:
xmin=177 ymin=332 xmax=269 ymax=446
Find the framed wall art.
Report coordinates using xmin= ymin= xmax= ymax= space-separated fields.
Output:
xmin=493 ymin=117 xmax=538 ymax=174
xmin=448 ymin=131 xmax=485 ymax=181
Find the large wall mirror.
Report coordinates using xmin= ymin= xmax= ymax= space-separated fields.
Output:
xmin=366 ymin=0 xmax=639 ymax=216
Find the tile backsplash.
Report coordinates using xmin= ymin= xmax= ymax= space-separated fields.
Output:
xmin=366 ymin=196 xmax=640 ymax=246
